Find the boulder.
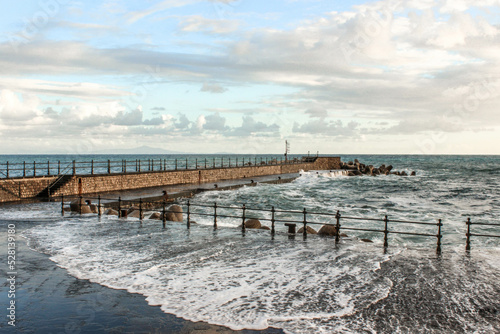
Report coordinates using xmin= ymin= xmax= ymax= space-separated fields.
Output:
xmin=80 ymin=205 xmax=92 ymax=214
xmin=104 ymin=208 xmax=118 ymax=216
xmin=360 ymin=238 xmax=373 ymax=243
xmin=297 ymin=226 xmax=318 ymax=234
xmin=371 ymin=168 xmax=380 ymax=176
xmin=149 ymin=212 xmax=162 ymax=220
xmin=260 ymin=225 xmax=271 ymax=230
xmin=354 ymin=159 xmax=359 ymax=164
xmin=90 ymin=204 xmax=99 ymax=214
xmin=168 ymin=205 xmax=183 ymax=222
xmin=400 ymin=171 xmax=408 ymax=176
xmin=70 ymin=198 xmax=84 ymax=212
xmin=352 ymin=170 xmax=363 ymax=176
xmin=340 ymin=233 xmax=349 ymax=237
xmin=348 ymin=161 xmax=353 ymax=165
xmin=386 ymin=165 xmax=393 ymax=172
xmin=165 ymin=212 xmax=178 ymax=222
xmin=128 ymin=210 xmax=143 ymax=219
xmin=347 ymin=171 xmax=356 ymax=177
xmin=127 ymin=206 xmax=140 ymax=214
xmin=411 ymin=171 xmax=416 ymax=176
xmin=244 ymin=219 xmax=261 ymax=229
xmin=318 ymin=224 xmax=338 ymax=236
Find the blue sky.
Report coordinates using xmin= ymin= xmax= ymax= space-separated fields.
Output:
xmin=0 ymin=0 xmax=499 ymax=154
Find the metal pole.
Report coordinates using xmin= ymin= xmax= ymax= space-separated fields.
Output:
xmin=335 ymin=210 xmax=341 ymax=244
xmin=383 ymin=215 xmax=389 ymax=248
xmin=118 ymin=197 xmax=122 ymax=218
xmin=23 ymin=161 xmax=26 ymax=177
xmin=34 ymin=161 xmax=36 ymax=177
xmin=186 ymin=158 xmax=188 ymax=170
xmin=72 ymin=160 xmax=76 ymax=175
xmin=213 ymin=202 xmax=218 ymax=230
xmin=139 ymin=198 xmax=143 ymax=221
xmin=437 ymin=219 xmax=442 ymax=254
xmin=139 ymin=160 xmax=141 ymax=172
xmin=271 ymin=206 xmax=275 ymax=235
xmin=242 ymin=204 xmax=246 ymax=234
xmin=108 ymin=160 xmax=111 ymax=174
xmin=98 ymin=195 xmax=101 ymax=217
xmin=162 ymin=200 xmax=166 ymax=228
xmin=465 ymin=218 xmax=471 ymax=251
xmin=47 ymin=161 xmax=50 ymax=176
xmin=205 ymin=158 xmax=207 ymax=169
xmin=5 ymin=161 xmax=8 ymax=178
xmin=187 ymin=200 xmax=191 ymax=229
xmin=303 ymin=208 xmax=307 ymax=238
xmin=213 ymin=158 xmax=215 ymax=169
xmin=79 ymin=195 xmax=83 ymax=215
xmin=175 ymin=159 xmax=178 ymax=170
xmin=91 ymin=160 xmax=94 ymax=175
xmin=196 ymin=158 xmax=198 ymax=170
xmin=61 ymin=195 xmax=64 ymax=216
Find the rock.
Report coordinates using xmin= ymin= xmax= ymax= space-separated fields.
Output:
xmin=128 ymin=210 xmax=143 ymax=219
xmin=90 ymin=204 xmax=99 ymax=214
xmin=149 ymin=212 xmax=161 ymax=220
xmin=411 ymin=171 xmax=416 ymax=176
xmin=318 ymin=224 xmax=337 ymax=236
xmin=352 ymin=170 xmax=363 ymax=176
xmin=244 ymin=219 xmax=261 ymax=229
xmin=70 ymin=198 xmax=84 ymax=212
xmin=168 ymin=205 xmax=183 ymax=222
xmin=104 ymin=208 xmax=118 ymax=216
xmin=400 ymin=171 xmax=408 ymax=176
xmin=80 ymin=205 xmax=92 ymax=214
xmin=371 ymin=168 xmax=380 ymax=176
xmin=127 ymin=206 xmax=140 ymax=214
xmin=347 ymin=171 xmax=356 ymax=177
xmin=386 ymin=165 xmax=393 ymax=172
xmin=348 ymin=161 xmax=353 ymax=165
xmin=360 ymin=238 xmax=373 ymax=243
xmin=165 ymin=212 xmax=178 ymax=222
xmin=297 ymin=226 xmax=318 ymax=234
xmin=260 ymin=225 xmax=271 ymax=230
xmin=340 ymin=233 xmax=349 ymax=237
xmin=354 ymin=159 xmax=359 ymax=164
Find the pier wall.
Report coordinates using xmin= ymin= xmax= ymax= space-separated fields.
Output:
xmin=0 ymin=157 xmax=340 ymax=203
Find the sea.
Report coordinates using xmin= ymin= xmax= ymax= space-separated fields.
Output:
xmin=1 ymin=154 xmax=499 ymax=333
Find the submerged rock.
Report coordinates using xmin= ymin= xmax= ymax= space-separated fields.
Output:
xmin=149 ymin=212 xmax=161 ymax=220
xmin=297 ymin=226 xmax=318 ymax=234
xmin=318 ymin=224 xmax=337 ymax=236
xmin=244 ymin=219 xmax=261 ymax=229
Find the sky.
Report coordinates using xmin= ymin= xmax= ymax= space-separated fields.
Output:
xmin=0 ymin=0 xmax=499 ymax=155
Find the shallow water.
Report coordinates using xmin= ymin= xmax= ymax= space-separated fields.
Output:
xmin=1 ymin=155 xmax=499 ymax=333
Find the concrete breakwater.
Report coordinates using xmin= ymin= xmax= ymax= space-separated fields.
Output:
xmin=0 ymin=157 xmax=340 ymax=203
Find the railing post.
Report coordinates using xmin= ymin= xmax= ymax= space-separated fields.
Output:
xmin=33 ymin=161 xmax=36 ymax=177
xmin=91 ymin=160 xmax=94 ymax=175
xmin=242 ymin=204 xmax=246 ymax=234
xmin=79 ymin=195 xmax=83 ymax=215
xmin=436 ymin=219 xmax=442 ymax=254
xmin=5 ymin=161 xmax=8 ymax=178
xmin=271 ymin=206 xmax=275 ymax=235
xmin=118 ymin=197 xmax=122 ymax=218
xmin=229 ymin=158 xmax=231 ymax=167
xmin=72 ymin=160 xmax=76 ymax=175
xmin=465 ymin=218 xmax=471 ymax=251
xmin=205 ymin=158 xmax=207 ymax=169
xmin=57 ymin=161 xmax=60 ymax=175
xmin=195 ymin=158 xmax=198 ymax=170
xmin=221 ymin=157 xmax=224 ymax=168
xmin=108 ymin=160 xmax=111 ymax=174
xmin=98 ymin=195 xmax=101 ymax=217
xmin=139 ymin=160 xmax=141 ymax=172
xmin=213 ymin=158 xmax=215 ymax=168
xmin=335 ymin=210 xmax=341 ymax=244
xmin=139 ymin=198 xmax=143 ymax=221
xmin=213 ymin=202 xmax=218 ymax=230
xmin=162 ymin=200 xmax=166 ymax=228
xmin=186 ymin=158 xmax=188 ymax=170
xmin=23 ymin=161 xmax=26 ymax=177
xmin=175 ymin=159 xmax=177 ymax=170
xmin=383 ymin=215 xmax=389 ymax=248
xmin=61 ymin=195 xmax=64 ymax=216
xmin=122 ymin=160 xmax=125 ymax=173
xmin=187 ymin=200 xmax=191 ymax=229
xmin=302 ymin=208 xmax=307 ymax=238
xmin=47 ymin=161 xmax=50 ymax=176
xmin=236 ymin=158 xmax=238 ymax=167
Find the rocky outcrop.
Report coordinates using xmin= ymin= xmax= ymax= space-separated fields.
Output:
xmin=169 ymin=205 xmax=183 ymax=222
xmin=342 ymin=159 xmax=415 ymax=177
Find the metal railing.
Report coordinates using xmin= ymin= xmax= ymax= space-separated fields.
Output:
xmin=56 ymin=196 xmax=499 ymax=252
xmin=0 ymin=156 xmax=306 ymax=179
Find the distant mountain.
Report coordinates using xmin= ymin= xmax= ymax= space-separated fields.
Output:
xmin=95 ymin=146 xmax=187 ymax=154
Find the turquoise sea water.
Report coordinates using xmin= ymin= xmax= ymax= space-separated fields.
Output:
xmin=1 ymin=154 xmax=499 ymax=333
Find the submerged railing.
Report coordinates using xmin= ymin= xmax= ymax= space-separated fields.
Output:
xmin=0 ymin=156 xmax=307 ymax=179
xmin=57 ymin=195 xmax=500 ymax=252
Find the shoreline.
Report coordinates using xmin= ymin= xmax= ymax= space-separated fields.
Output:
xmin=0 ymin=222 xmax=284 ymax=334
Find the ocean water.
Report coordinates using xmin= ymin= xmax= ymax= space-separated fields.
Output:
xmin=1 ymin=154 xmax=499 ymax=333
